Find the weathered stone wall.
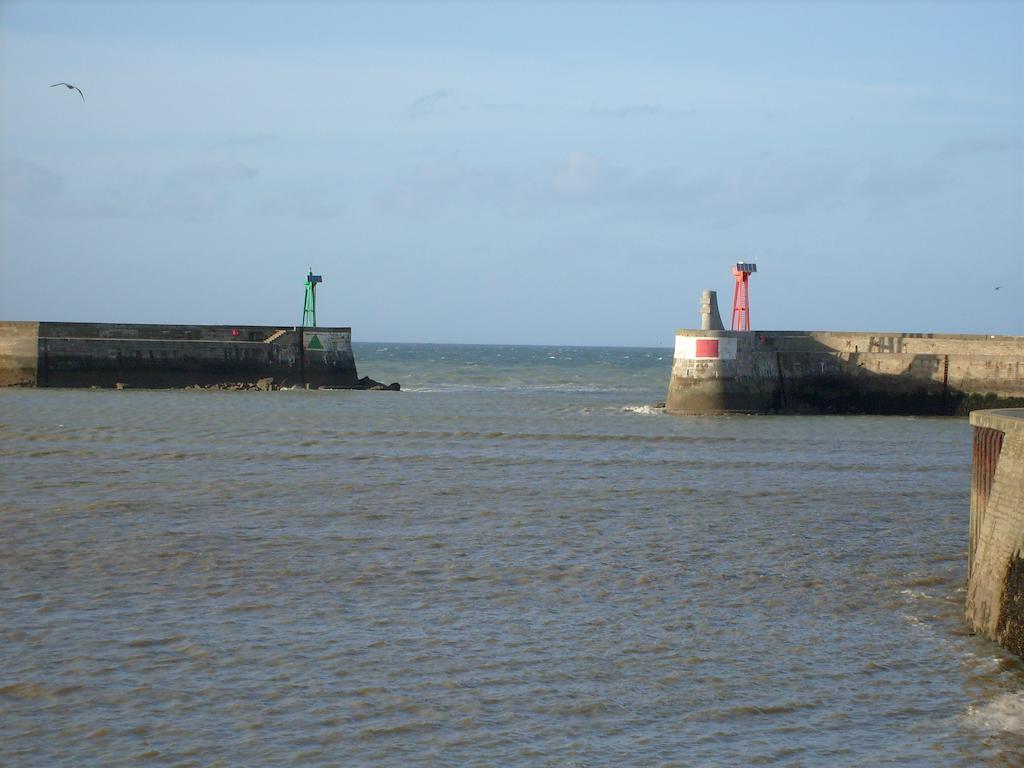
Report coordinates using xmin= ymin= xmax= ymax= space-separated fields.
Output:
xmin=965 ymin=409 xmax=1024 ymax=657
xmin=300 ymin=328 xmax=357 ymax=388
xmin=0 ymin=322 xmax=358 ymax=389
xmin=0 ymin=321 xmax=39 ymax=386
xmin=667 ymin=330 xmax=1024 ymax=415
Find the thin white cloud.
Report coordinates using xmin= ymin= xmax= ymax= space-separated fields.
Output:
xmin=0 ymin=159 xmax=65 ymax=211
xmin=935 ymin=136 xmax=1024 ymax=161
xmin=1 ymin=158 xmax=261 ymax=220
xmin=252 ymin=177 xmax=346 ymax=220
xmin=212 ymin=133 xmax=282 ymax=150
xmin=168 ymin=160 xmax=259 ymax=183
xmin=150 ymin=163 xmax=257 ymax=219
xmin=586 ymin=104 xmax=668 ymax=118
xmin=552 ymin=152 xmax=625 ymax=195
xmin=477 ymin=101 xmax=553 ymax=114
xmin=852 ymin=160 xmax=948 ymax=209
xmin=375 ymin=148 xmax=964 ymax=226
xmin=404 ymin=89 xmax=456 ymax=119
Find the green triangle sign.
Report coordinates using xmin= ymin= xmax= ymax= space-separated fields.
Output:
xmin=308 ymin=334 xmax=323 ymax=350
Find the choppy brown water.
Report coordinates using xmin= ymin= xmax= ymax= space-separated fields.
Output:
xmin=2 ymin=343 xmax=1024 ymax=766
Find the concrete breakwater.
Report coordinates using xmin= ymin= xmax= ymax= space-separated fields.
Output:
xmin=966 ymin=409 xmax=1024 ymax=656
xmin=0 ymin=321 xmax=360 ymax=389
xmin=666 ymin=329 xmax=1024 ymax=415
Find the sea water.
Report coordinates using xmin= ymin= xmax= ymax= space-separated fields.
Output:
xmin=2 ymin=342 xmax=1023 ymax=766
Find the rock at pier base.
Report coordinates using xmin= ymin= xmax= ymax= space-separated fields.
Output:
xmin=357 ymin=376 xmax=401 ymax=391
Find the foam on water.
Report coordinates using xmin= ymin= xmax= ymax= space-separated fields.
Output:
xmin=622 ymin=404 xmax=665 ymax=416
xmin=965 ymin=692 xmax=1024 ymax=735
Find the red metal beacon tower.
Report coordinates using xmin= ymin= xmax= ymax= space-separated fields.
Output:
xmin=730 ymin=262 xmax=757 ymax=331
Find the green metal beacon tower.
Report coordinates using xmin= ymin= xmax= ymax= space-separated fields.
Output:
xmin=301 ymin=269 xmax=323 ymax=327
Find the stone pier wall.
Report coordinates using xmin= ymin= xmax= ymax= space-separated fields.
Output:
xmin=667 ymin=329 xmax=1024 ymax=415
xmin=965 ymin=409 xmax=1024 ymax=657
xmin=0 ymin=321 xmax=40 ymax=386
xmin=0 ymin=321 xmax=358 ymax=389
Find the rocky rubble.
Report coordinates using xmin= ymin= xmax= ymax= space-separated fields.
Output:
xmin=181 ymin=377 xmax=278 ymax=391
xmin=172 ymin=376 xmax=401 ymax=392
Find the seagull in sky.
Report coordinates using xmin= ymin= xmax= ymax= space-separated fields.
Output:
xmin=50 ymin=82 xmax=84 ymax=101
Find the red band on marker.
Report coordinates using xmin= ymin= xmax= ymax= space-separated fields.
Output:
xmin=695 ymin=339 xmax=720 ymax=358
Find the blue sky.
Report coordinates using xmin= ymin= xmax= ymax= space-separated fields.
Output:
xmin=1 ymin=1 xmax=1021 ymax=345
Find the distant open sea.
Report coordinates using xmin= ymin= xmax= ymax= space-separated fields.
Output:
xmin=2 ymin=342 xmax=1023 ymax=766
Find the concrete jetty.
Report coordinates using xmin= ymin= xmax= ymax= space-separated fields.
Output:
xmin=669 ymin=279 xmax=1024 ymax=415
xmin=0 ymin=321 xmax=359 ymax=389
xmin=666 ymin=328 xmax=1024 ymax=415
xmin=966 ymin=409 xmax=1024 ymax=656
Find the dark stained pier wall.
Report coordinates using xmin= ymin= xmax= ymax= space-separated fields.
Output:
xmin=666 ymin=330 xmax=1024 ymax=416
xmin=0 ymin=321 xmax=358 ymax=389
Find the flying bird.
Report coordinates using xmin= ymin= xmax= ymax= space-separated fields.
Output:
xmin=50 ymin=82 xmax=84 ymax=101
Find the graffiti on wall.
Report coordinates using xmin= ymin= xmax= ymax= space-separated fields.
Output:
xmin=869 ymin=336 xmax=904 ymax=353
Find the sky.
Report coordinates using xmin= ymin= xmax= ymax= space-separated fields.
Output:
xmin=1 ymin=1 xmax=1021 ymax=346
